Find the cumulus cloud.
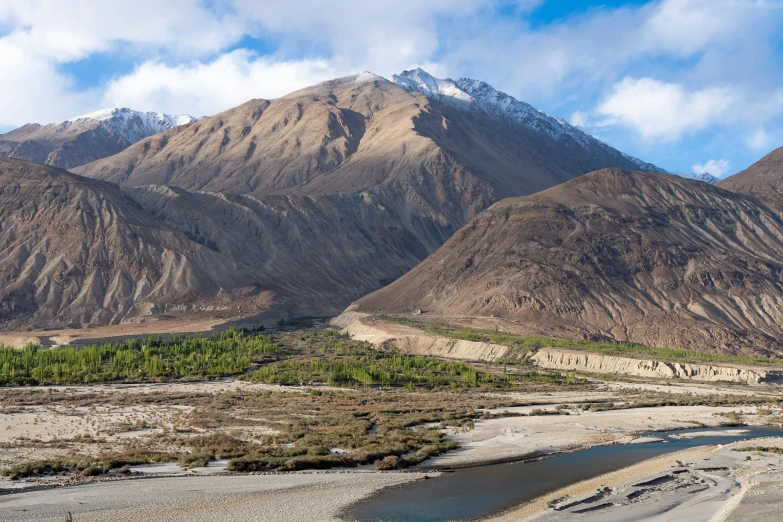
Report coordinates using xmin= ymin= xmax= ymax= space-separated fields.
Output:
xmin=0 ymin=0 xmax=247 ymax=61
xmin=100 ymin=51 xmax=345 ymax=117
xmin=0 ymin=0 xmax=514 ymax=125
xmin=692 ymin=159 xmax=730 ymax=177
xmin=594 ymin=77 xmax=783 ymax=143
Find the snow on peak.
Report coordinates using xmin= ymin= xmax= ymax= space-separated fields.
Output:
xmin=681 ymin=172 xmax=719 ymax=184
xmin=68 ymin=108 xmax=200 ymax=144
xmin=354 ymin=71 xmax=384 ymax=84
xmin=391 ymin=69 xmax=666 ymax=173
xmin=392 ymin=68 xmax=473 ymax=104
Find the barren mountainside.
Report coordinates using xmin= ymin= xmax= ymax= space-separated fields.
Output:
xmin=0 ymin=158 xmax=443 ymax=329
xmin=74 ymin=72 xmax=662 ymax=229
xmin=718 ymin=145 xmax=783 ymax=205
xmin=2 ymin=72 xmax=670 ymax=330
xmin=0 ymin=158 xmax=264 ymax=330
xmin=352 ymin=169 xmax=783 ymax=356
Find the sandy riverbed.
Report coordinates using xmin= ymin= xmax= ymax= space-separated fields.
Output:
xmin=0 ymin=471 xmax=429 ymax=522
xmin=425 ymin=404 xmax=765 ymax=468
xmin=485 ymin=437 xmax=783 ymax=522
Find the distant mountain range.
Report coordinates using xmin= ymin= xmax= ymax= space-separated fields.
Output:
xmin=0 ymin=108 xmax=199 ymax=169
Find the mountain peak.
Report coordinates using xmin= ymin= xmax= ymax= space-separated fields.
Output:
xmin=391 ymin=69 xmax=666 ymax=174
xmin=392 ymin=69 xmax=473 ymax=103
xmin=68 ymin=108 xmax=200 ymax=144
xmin=353 ymin=71 xmax=385 ymax=84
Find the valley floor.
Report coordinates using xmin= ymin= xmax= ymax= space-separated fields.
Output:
xmin=1 ymin=321 xmax=782 ymax=521
xmin=0 ymin=377 xmax=781 ymax=521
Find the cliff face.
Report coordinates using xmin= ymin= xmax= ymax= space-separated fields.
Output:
xmin=532 ymin=348 xmax=783 ymax=385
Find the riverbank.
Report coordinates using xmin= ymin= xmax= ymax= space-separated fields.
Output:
xmin=485 ymin=437 xmax=783 ymax=521
xmin=0 ymin=471 xmax=431 ymax=522
xmin=423 ymin=402 xmax=770 ymax=469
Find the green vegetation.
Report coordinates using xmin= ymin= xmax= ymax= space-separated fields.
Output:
xmin=247 ymin=342 xmax=508 ymax=389
xmin=244 ymin=330 xmax=583 ymax=389
xmin=0 ymin=325 xmax=585 ymax=390
xmin=381 ymin=316 xmax=783 ymax=367
xmin=0 ymin=451 xmax=169 ymax=480
xmin=0 ymin=328 xmax=277 ymax=385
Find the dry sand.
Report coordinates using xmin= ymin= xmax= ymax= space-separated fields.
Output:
xmin=0 ymin=318 xmax=230 ymax=348
xmin=0 ymin=471 xmax=429 ymax=522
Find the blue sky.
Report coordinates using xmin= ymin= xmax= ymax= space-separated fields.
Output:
xmin=1 ymin=0 xmax=782 ymax=177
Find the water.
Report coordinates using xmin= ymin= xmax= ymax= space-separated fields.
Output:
xmin=347 ymin=426 xmax=782 ymax=522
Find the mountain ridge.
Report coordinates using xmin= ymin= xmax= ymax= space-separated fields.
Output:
xmin=391 ymin=68 xmax=666 ymax=174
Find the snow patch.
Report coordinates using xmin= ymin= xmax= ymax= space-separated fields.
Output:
xmin=68 ymin=108 xmax=201 ymax=144
xmin=354 ymin=71 xmax=384 ymax=84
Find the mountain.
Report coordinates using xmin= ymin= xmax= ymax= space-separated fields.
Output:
xmin=0 ymin=158 xmax=264 ymax=330
xmin=7 ymin=72 xmax=666 ymax=329
xmin=0 ymin=155 xmax=429 ymax=329
xmin=75 ymin=71 xmax=664 ymax=199
xmin=350 ymin=169 xmax=783 ymax=356
xmin=74 ymin=71 xmax=663 ymax=258
xmin=0 ymin=109 xmax=199 ymax=169
xmin=684 ymin=172 xmax=719 ymax=184
xmin=717 ymin=145 xmax=783 ymax=205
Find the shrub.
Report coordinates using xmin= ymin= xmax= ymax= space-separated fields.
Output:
xmin=81 ymin=466 xmax=103 ymax=477
xmin=375 ymin=455 xmax=401 ymax=470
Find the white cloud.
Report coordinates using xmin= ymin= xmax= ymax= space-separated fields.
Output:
xmin=0 ymin=0 xmax=247 ymax=61
xmin=0 ymin=40 xmax=95 ymax=125
xmin=0 ymin=0 xmax=781 ymax=142
xmin=692 ymin=159 xmax=730 ymax=177
xmin=745 ymin=128 xmax=775 ymax=152
xmin=100 ymin=51 xmax=344 ymax=117
xmin=438 ymin=0 xmax=783 ymax=101
xmin=594 ymin=77 xmax=783 ymax=143
xmin=569 ymin=110 xmax=589 ymax=128
xmin=0 ymin=0 xmax=508 ymax=126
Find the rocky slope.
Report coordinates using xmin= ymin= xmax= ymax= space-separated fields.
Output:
xmin=0 ymin=109 xmax=198 ymax=169
xmin=123 ymin=185 xmax=421 ymax=318
xmin=0 ymin=158 xmax=265 ymax=330
xmin=351 ymin=169 xmax=783 ymax=355
xmin=0 ymin=157 xmax=431 ymax=329
xmin=718 ymin=145 xmax=783 ymax=205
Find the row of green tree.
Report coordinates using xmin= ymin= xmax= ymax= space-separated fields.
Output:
xmin=0 ymin=328 xmax=277 ymax=385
